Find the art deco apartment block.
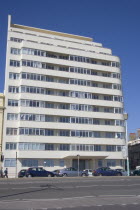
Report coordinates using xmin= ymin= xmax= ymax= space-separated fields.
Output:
xmin=3 ymin=15 xmax=125 ymax=176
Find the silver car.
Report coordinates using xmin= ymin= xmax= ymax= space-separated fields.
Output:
xmin=57 ymin=167 xmax=88 ymax=177
xmin=83 ymin=169 xmax=93 ymax=176
xmin=115 ymin=169 xmax=127 ymax=176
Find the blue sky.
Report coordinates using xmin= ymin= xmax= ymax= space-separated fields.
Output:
xmin=0 ymin=0 xmax=140 ymax=134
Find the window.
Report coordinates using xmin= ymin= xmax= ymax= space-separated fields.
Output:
xmin=10 ymin=37 xmax=23 ymax=42
xmin=22 ymin=159 xmax=38 ymax=167
xmin=94 ymin=145 xmax=101 ymax=151
xmin=93 ymin=119 xmax=100 ymax=125
xmin=114 ymin=107 xmax=123 ymax=114
xmin=115 ymin=120 xmax=124 ymax=126
xmin=5 ymin=143 xmax=16 ymax=150
xmin=93 ymin=107 xmax=99 ymax=112
xmin=117 ymin=146 xmax=122 ymax=151
xmin=8 ymin=99 xmax=18 ymax=107
xmin=6 ymin=128 xmax=18 ymax=135
xmin=105 ymin=120 xmax=111 ymax=125
xmin=10 ymin=60 xmax=20 ymax=67
xmin=107 ymin=160 xmax=116 ymax=167
xmin=45 ymin=144 xmax=54 ymax=150
xmin=9 ymin=73 xmax=20 ymax=80
xmin=19 ymin=128 xmax=54 ymax=136
xmin=104 ymin=107 xmax=111 ymax=113
xmin=59 ymin=160 xmax=64 ymax=167
xmin=22 ymin=60 xmax=41 ymax=68
xmin=44 ymin=159 xmax=54 ymax=167
xmin=4 ymin=159 xmax=16 ymax=167
xmin=11 ymin=48 xmax=21 ymax=55
xmin=116 ymin=133 xmax=124 ymax=139
xmin=60 ymin=130 xmax=69 ymax=136
xmin=104 ymin=95 xmax=112 ymax=101
xmin=60 ymin=144 xmax=70 ymax=151
xmin=94 ymin=132 xmax=100 ymax=138
xmin=105 ymin=132 xmax=115 ymax=138
xmin=8 ymin=86 xmax=19 ymax=93
xmin=106 ymin=145 xmax=116 ymax=151
xmin=98 ymin=160 xmax=103 ymax=167
xmin=19 ymin=143 xmax=45 ymax=151
xmin=7 ymin=113 xmax=18 ymax=120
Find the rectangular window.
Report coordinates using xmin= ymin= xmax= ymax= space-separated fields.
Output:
xmin=98 ymin=160 xmax=103 ymax=167
xmin=10 ymin=37 xmax=23 ymax=42
xmin=59 ymin=160 xmax=64 ymax=167
xmin=9 ymin=73 xmax=20 ymax=80
xmin=117 ymin=146 xmax=122 ymax=151
xmin=22 ymin=159 xmax=38 ymax=167
xmin=7 ymin=113 xmax=18 ymax=120
xmin=106 ymin=145 xmax=116 ymax=151
xmin=8 ymin=99 xmax=18 ymax=107
xmin=6 ymin=128 xmax=18 ymax=135
xmin=60 ymin=144 xmax=70 ymax=151
xmin=44 ymin=159 xmax=54 ymax=167
xmin=107 ymin=160 xmax=116 ymax=167
xmin=105 ymin=132 xmax=115 ymax=138
xmin=11 ymin=48 xmax=21 ymax=55
xmin=45 ymin=144 xmax=54 ymax=150
xmin=5 ymin=143 xmax=16 ymax=150
xmin=10 ymin=60 xmax=20 ymax=67
xmin=94 ymin=145 xmax=101 ymax=151
xmin=4 ymin=159 xmax=16 ymax=167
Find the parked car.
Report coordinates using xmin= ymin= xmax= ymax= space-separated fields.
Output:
xmin=56 ymin=167 xmax=88 ymax=177
xmin=52 ymin=170 xmax=62 ymax=177
xmin=83 ymin=169 xmax=93 ymax=176
xmin=93 ymin=167 xmax=122 ymax=176
xmin=133 ymin=168 xmax=140 ymax=176
xmin=115 ymin=169 xmax=127 ymax=176
xmin=25 ymin=167 xmax=54 ymax=177
xmin=18 ymin=169 xmax=27 ymax=178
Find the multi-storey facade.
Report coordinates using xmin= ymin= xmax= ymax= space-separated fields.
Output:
xmin=0 ymin=93 xmax=4 ymax=170
xmin=3 ymin=15 xmax=125 ymax=177
xmin=128 ymin=129 xmax=140 ymax=170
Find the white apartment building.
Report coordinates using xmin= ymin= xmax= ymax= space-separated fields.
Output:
xmin=3 ymin=15 xmax=125 ymax=177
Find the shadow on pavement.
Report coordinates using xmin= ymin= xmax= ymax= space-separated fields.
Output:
xmin=0 ymin=184 xmax=63 ymax=200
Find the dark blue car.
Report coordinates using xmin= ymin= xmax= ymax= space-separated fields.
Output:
xmin=93 ymin=167 xmax=122 ymax=176
xmin=25 ymin=167 xmax=54 ymax=177
xmin=18 ymin=169 xmax=27 ymax=178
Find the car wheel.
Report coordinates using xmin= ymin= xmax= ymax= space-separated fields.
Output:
xmin=63 ymin=173 xmax=67 ymax=177
xmin=134 ymin=174 xmax=138 ymax=176
xmin=98 ymin=173 xmax=102 ymax=176
xmin=117 ymin=173 xmax=122 ymax=176
xmin=54 ymin=174 xmax=57 ymax=177
xmin=81 ymin=173 xmax=86 ymax=177
xmin=48 ymin=174 xmax=52 ymax=177
xmin=28 ymin=174 xmax=32 ymax=178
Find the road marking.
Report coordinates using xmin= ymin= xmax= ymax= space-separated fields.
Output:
xmin=107 ymin=204 xmax=115 ymax=205
xmin=99 ymin=194 xmax=136 ymax=197
xmin=1 ymin=183 xmax=140 ymax=190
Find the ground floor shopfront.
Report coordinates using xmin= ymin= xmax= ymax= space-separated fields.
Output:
xmin=4 ymin=156 xmax=125 ymax=177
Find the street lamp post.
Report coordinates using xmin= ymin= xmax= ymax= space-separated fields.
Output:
xmin=77 ymin=155 xmax=80 ymax=176
xmin=124 ymin=113 xmax=129 ymax=176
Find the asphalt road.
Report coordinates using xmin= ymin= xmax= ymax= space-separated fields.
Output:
xmin=0 ymin=176 xmax=140 ymax=209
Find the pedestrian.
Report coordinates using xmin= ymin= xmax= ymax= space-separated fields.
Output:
xmin=4 ymin=168 xmax=8 ymax=178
